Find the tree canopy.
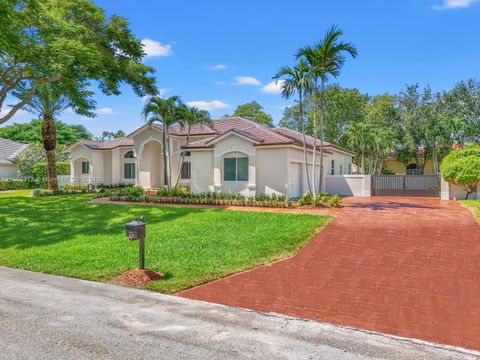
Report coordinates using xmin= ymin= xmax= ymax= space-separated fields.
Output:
xmin=231 ymin=101 xmax=274 ymax=127
xmin=0 ymin=119 xmax=92 ymax=145
xmin=441 ymin=145 xmax=480 ymax=198
xmin=0 ymin=0 xmax=157 ymax=124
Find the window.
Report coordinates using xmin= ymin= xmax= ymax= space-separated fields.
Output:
xmin=124 ymin=150 xmax=136 ymax=158
xmin=81 ymin=161 xmax=90 ymax=174
xmin=348 ymin=163 xmax=352 ymax=175
xmin=124 ymin=163 xmax=136 ymax=179
xmin=181 ymin=151 xmax=191 ymax=157
xmin=406 ymin=163 xmax=421 ymax=175
xmin=330 ymin=160 xmax=335 ymax=175
xmin=339 ymin=164 xmax=343 ymax=175
xmin=181 ymin=162 xmax=191 ymax=179
xmin=224 ymin=157 xmax=248 ymax=181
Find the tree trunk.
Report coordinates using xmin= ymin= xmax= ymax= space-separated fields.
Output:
xmin=299 ymin=91 xmax=312 ymax=195
xmin=175 ymin=125 xmax=191 ymax=187
xmin=318 ymin=81 xmax=325 ymax=193
xmin=312 ymin=87 xmax=317 ymax=196
xmin=162 ymin=123 xmax=170 ymax=188
xmin=360 ymin=152 xmax=364 ymax=175
xmin=41 ymin=115 xmax=58 ymax=191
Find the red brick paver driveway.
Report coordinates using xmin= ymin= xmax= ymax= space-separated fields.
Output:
xmin=178 ymin=197 xmax=480 ymax=351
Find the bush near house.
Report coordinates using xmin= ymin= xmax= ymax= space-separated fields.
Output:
xmin=108 ymin=187 xmax=342 ymax=208
xmin=441 ymin=145 xmax=480 ymax=199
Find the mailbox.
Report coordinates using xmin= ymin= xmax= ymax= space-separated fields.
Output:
xmin=125 ymin=216 xmax=146 ymax=241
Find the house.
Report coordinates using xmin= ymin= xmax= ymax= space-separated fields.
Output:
xmin=0 ymin=137 xmax=29 ymax=178
xmin=67 ymin=117 xmax=355 ymax=198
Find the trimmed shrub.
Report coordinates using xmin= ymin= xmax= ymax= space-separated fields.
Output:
xmin=441 ymin=145 xmax=480 ymax=199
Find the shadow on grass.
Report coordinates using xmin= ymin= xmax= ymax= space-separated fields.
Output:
xmin=0 ymin=194 xmax=205 ymax=250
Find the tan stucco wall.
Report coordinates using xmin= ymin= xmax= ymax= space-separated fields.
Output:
xmin=190 ymin=150 xmax=214 ymax=193
xmin=256 ymin=147 xmax=288 ymax=195
xmin=0 ymin=164 xmax=19 ymax=178
xmin=384 ymin=159 xmax=435 ymax=175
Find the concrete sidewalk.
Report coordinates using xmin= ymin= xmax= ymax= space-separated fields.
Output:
xmin=0 ymin=267 xmax=477 ymax=360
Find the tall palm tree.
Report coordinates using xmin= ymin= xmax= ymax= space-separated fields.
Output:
xmin=20 ymin=83 xmax=94 ymax=190
xmin=174 ymin=105 xmax=211 ymax=187
xmin=274 ymin=59 xmax=313 ymax=195
xmin=296 ymin=25 xmax=357 ymax=191
xmin=142 ymin=95 xmax=183 ymax=189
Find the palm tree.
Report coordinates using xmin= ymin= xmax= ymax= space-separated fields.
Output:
xmin=274 ymin=59 xmax=313 ymax=195
xmin=296 ymin=25 xmax=357 ymax=191
xmin=20 ymin=83 xmax=94 ymax=190
xmin=345 ymin=121 xmax=369 ymax=174
xmin=174 ymin=105 xmax=211 ymax=187
xmin=142 ymin=95 xmax=183 ymax=189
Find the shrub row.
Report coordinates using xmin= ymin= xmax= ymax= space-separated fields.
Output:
xmin=0 ymin=178 xmax=40 ymax=191
xmin=297 ymin=192 xmax=342 ymax=208
xmin=156 ymin=187 xmax=289 ymax=202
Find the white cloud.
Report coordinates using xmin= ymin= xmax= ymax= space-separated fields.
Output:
xmin=186 ymin=100 xmax=230 ymax=111
xmin=97 ymin=107 xmax=116 ymax=115
xmin=0 ymin=107 xmax=27 ymax=119
xmin=207 ymin=64 xmax=228 ymax=71
xmin=261 ymin=80 xmax=285 ymax=95
xmin=432 ymin=0 xmax=478 ymax=10
xmin=233 ymin=76 xmax=261 ymax=86
xmin=141 ymin=39 xmax=174 ymax=58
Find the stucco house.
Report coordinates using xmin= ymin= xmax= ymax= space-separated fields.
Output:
xmin=67 ymin=117 xmax=354 ymax=198
xmin=0 ymin=137 xmax=28 ymax=178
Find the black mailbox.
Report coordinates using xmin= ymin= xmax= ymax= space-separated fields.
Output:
xmin=125 ymin=216 xmax=146 ymax=241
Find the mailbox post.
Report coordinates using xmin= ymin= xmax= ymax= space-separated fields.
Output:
xmin=125 ymin=216 xmax=146 ymax=270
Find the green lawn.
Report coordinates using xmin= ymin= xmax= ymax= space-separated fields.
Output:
xmin=463 ymin=200 xmax=480 ymax=220
xmin=0 ymin=190 xmax=329 ymax=293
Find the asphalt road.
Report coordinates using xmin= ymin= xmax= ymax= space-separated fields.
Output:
xmin=0 ymin=266 xmax=477 ymax=360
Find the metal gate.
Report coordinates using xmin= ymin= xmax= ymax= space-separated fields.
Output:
xmin=372 ymin=175 xmax=440 ymax=197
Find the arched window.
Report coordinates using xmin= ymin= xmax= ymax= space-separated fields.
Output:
xmin=124 ymin=150 xmax=136 ymax=179
xmin=406 ymin=163 xmax=420 ymax=175
xmin=124 ymin=150 xmax=136 ymax=159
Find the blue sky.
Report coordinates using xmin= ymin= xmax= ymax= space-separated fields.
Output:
xmin=3 ymin=0 xmax=480 ymax=136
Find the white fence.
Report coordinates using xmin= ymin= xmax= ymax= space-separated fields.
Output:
xmin=325 ymin=175 xmax=371 ymax=197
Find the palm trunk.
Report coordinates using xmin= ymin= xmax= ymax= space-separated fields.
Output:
xmin=175 ymin=125 xmax=191 ymax=187
xmin=360 ymin=152 xmax=364 ymax=175
xmin=318 ymin=81 xmax=325 ymax=192
xmin=162 ymin=123 xmax=170 ymax=188
xmin=41 ymin=114 xmax=58 ymax=191
xmin=311 ymin=82 xmax=318 ymax=195
xmin=299 ymin=91 xmax=312 ymax=195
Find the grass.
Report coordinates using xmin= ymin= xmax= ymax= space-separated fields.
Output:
xmin=0 ymin=190 xmax=330 ymax=293
xmin=462 ymin=199 xmax=480 ymax=220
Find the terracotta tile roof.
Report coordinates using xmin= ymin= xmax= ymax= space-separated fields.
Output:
xmin=0 ymin=137 xmax=28 ymax=164
xmin=182 ymin=118 xmax=344 ymax=154
xmin=69 ymin=117 xmax=352 ymax=154
xmin=78 ymin=138 xmax=134 ymax=150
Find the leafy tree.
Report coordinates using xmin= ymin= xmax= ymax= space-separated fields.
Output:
xmin=142 ymin=96 xmax=184 ymax=189
xmin=96 ymin=130 xmax=125 ymax=141
xmin=274 ymin=59 xmax=314 ymax=195
xmin=0 ymin=119 xmax=92 ymax=145
xmin=296 ymin=25 xmax=357 ymax=192
xmin=441 ymin=145 xmax=480 ymax=199
xmin=1 ymin=0 xmax=156 ymax=124
xmin=15 ymin=143 xmax=69 ymax=178
xmin=175 ymin=105 xmax=211 ymax=186
xmin=231 ymin=101 xmax=274 ymax=127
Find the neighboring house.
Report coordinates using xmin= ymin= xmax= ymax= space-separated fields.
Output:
xmin=0 ymin=137 xmax=29 ymax=178
xmin=384 ymin=158 xmax=435 ymax=175
xmin=67 ymin=117 xmax=354 ymax=198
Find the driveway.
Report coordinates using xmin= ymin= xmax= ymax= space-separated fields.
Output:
xmin=179 ymin=197 xmax=480 ymax=351
xmin=2 ymin=267 xmax=476 ymax=360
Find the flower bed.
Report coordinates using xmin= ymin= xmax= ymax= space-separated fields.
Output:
xmin=108 ymin=188 xmax=342 ymax=209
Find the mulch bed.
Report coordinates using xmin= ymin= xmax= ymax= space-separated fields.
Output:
xmin=112 ymin=269 xmax=164 ymax=287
